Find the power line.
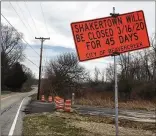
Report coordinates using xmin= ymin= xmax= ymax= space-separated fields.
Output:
xmin=16 ymin=1 xmax=35 ymax=37
xmin=4 ymin=52 xmax=39 ymax=69
xmin=1 ymin=13 xmax=40 ymax=56
xmin=40 ymin=2 xmax=49 ymax=36
xmin=24 ymin=0 xmax=40 ymax=36
xmin=23 ymin=54 xmax=39 ymax=68
xmin=1 ymin=13 xmax=39 ymax=69
xmin=9 ymin=1 xmax=33 ymax=38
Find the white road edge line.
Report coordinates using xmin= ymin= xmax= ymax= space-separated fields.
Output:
xmin=8 ymin=97 xmax=26 ymax=136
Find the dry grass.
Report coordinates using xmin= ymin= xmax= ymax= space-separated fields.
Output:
xmin=75 ymin=97 xmax=113 ymax=107
xmin=30 ymin=93 xmax=37 ymax=101
xmin=23 ymin=112 xmax=156 ymax=136
xmin=75 ymin=92 xmax=156 ymax=111
xmin=119 ymin=100 xmax=156 ymax=111
xmin=23 ymin=112 xmax=95 ymax=136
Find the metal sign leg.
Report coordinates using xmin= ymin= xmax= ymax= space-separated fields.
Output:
xmin=114 ymin=55 xmax=118 ymax=136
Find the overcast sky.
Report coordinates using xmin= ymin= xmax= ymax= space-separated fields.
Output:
xmin=1 ymin=1 xmax=155 ymax=78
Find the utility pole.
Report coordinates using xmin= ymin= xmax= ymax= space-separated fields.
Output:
xmin=35 ymin=37 xmax=50 ymax=100
xmin=110 ymin=7 xmax=120 ymax=136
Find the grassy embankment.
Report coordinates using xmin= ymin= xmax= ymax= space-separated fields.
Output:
xmin=23 ymin=112 xmax=156 ymax=136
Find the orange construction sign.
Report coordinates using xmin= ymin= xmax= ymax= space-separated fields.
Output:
xmin=71 ymin=10 xmax=150 ymax=61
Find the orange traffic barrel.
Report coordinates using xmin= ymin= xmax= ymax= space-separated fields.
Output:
xmin=48 ymin=96 xmax=53 ymax=103
xmin=41 ymin=95 xmax=45 ymax=102
xmin=54 ymin=97 xmax=64 ymax=110
xmin=64 ymin=100 xmax=71 ymax=112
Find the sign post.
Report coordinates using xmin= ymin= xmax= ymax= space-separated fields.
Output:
xmin=110 ymin=7 xmax=120 ymax=136
xmin=111 ymin=51 xmax=120 ymax=136
xmin=70 ymin=8 xmax=150 ymax=136
xmin=114 ymin=53 xmax=118 ymax=136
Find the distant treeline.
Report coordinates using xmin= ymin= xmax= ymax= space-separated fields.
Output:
xmin=1 ymin=24 xmax=37 ymax=91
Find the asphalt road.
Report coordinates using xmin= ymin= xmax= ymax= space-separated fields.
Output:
xmin=74 ymin=105 xmax=156 ymax=123
xmin=1 ymin=87 xmax=37 ymax=136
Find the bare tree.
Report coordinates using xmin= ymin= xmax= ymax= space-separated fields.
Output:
xmin=94 ymin=67 xmax=100 ymax=82
xmin=1 ymin=24 xmax=25 ymax=89
xmin=105 ymin=34 xmax=156 ymax=100
xmin=106 ymin=64 xmax=114 ymax=82
xmin=151 ymin=33 xmax=156 ymax=81
xmin=22 ymin=65 xmax=36 ymax=91
xmin=101 ymin=69 xmax=105 ymax=83
xmin=44 ymin=52 xmax=88 ymax=99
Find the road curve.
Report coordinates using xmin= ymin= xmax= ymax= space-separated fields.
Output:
xmin=1 ymin=87 xmax=37 ymax=136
